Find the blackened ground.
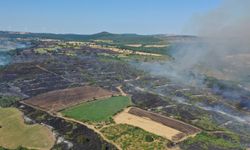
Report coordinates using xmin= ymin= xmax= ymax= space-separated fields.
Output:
xmin=131 ymin=91 xmax=170 ymax=108
xmin=15 ymin=102 xmax=117 ymax=150
xmin=0 ymin=45 xmax=142 ymax=98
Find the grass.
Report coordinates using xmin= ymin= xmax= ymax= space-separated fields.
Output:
xmin=62 ymin=96 xmax=131 ymax=122
xmin=0 ymin=146 xmax=31 ymax=150
xmin=181 ymin=132 xmax=243 ymax=150
xmin=0 ymin=96 xmax=20 ymax=107
xmin=0 ymin=108 xmax=55 ymax=149
xmin=101 ymin=124 xmax=169 ymax=150
xmin=194 ymin=116 xmax=221 ymax=131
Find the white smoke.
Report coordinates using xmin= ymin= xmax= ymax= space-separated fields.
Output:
xmin=173 ymin=0 xmax=250 ymax=83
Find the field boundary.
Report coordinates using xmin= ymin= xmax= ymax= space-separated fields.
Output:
xmin=113 ymin=107 xmax=201 ymax=143
xmin=22 ymin=86 xmax=119 ymax=112
xmin=18 ymin=102 xmax=121 ymax=150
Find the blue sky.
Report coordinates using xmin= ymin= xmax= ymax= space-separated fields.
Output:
xmin=0 ymin=0 xmax=222 ymax=34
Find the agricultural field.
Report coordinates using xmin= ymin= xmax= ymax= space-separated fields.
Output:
xmin=0 ymin=34 xmax=250 ymax=149
xmin=23 ymin=86 xmax=116 ymax=112
xmin=16 ymin=103 xmax=116 ymax=150
xmin=62 ymin=96 xmax=131 ymax=122
xmin=113 ymin=107 xmax=200 ymax=142
xmin=113 ymin=108 xmax=183 ymax=142
xmin=0 ymin=107 xmax=55 ymax=150
xmin=128 ymin=107 xmax=201 ymax=135
xmin=101 ymin=124 xmax=170 ymax=150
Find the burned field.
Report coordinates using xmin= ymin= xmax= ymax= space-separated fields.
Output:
xmin=1 ymin=38 xmax=250 ymax=149
xmin=23 ymin=86 xmax=116 ymax=112
xmin=124 ymin=73 xmax=250 ymax=148
xmin=0 ymin=40 xmax=142 ymax=99
xmin=0 ymin=40 xmax=143 ymax=149
xmin=15 ymin=103 xmax=117 ymax=150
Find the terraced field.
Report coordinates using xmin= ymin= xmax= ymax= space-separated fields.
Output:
xmin=0 ymin=107 xmax=55 ymax=150
xmin=62 ymin=96 xmax=131 ymax=122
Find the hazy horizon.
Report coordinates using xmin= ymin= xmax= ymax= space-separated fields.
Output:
xmin=0 ymin=0 xmax=222 ymax=35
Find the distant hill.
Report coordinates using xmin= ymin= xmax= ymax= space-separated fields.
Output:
xmin=0 ymin=31 xmax=161 ymax=44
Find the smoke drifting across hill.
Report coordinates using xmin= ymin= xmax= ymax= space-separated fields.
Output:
xmin=169 ymin=0 xmax=250 ymax=85
xmin=139 ymin=0 xmax=250 ymax=86
xmin=180 ymin=0 xmax=250 ymax=80
xmin=133 ymin=0 xmax=250 ymax=124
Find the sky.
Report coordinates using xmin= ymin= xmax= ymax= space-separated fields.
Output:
xmin=0 ymin=0 xmax=222 ymax=35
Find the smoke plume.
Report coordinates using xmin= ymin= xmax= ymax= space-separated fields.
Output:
xmin=172 ymin=0 xmax=250 ymax=84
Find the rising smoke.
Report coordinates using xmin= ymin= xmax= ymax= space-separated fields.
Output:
xmin=171 ymin=0 xmax=250 ymax=85
xmin=140 ymin=0 xmax=250 ymax=86
xmin=134 ymin=0 xmax=250 ymax=123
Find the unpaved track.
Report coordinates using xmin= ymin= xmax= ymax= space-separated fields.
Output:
xmin=18 ymin=103 xmax=121 ymax=150
xmin=36 ymin=65 xmax=75 ymax=83
xmin=57 ymin=114 xmax=122 ymax=150
xmin=116 ymin=86 xmax=127 ymax=96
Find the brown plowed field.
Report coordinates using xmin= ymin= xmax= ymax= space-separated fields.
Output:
xmin=128 ymin=107 xmax=201 ymax=135
xmin=23 ymin=86 xmax=116 ymax=112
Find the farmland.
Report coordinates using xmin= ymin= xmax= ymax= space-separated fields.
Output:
xmin=128 ymin=107 xmax=201 ymax=136
xmin=0 ymin=34 xmax=250 ymax=149
xmin=113 ymin=108 xmax=183 ymax=142
xmin=23 ymin=86 xmax=116 ymax=112
xmin=62 ymin=96 xmax=131 ymax=122
xmin=101 ymin=124 xmax=170 ymax=150
xmin=16 ymin=103 xmax=116 ymax=150
xmin=0 ymin=107 xmax=55 ymax=150
xmin=113 ymin=107 xmax=200 ymax=142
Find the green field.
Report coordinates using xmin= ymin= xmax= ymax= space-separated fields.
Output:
xmin=180 ymin=132 xmax=243 ymax=150
xmin=0 ymin=108 xmax=55 ymax=149
xmin=62 ymin=96 xmax=131 ymax=122
xmin=101 ymin=124 xmax=169 ymax=150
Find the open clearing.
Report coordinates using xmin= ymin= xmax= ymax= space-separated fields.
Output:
xmin=0 ymin=108 xmax=55 ymax=150
xmin=113 ymin=107 xmax=201 ymax=142
xmin=101 ymin=124 xmax=169 ymax=150
xmin=23 ymin=86 xmax=116 ymax=112
xmin=62 ymin=96 xmax=131 ymax=122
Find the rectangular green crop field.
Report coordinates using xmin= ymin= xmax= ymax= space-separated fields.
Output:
xmin=62 ymin=96 xmax=131 ymax=122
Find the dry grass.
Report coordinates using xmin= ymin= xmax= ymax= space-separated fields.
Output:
xmin=113 ymin=108 xmax=184 ymax=142
xmin=0 ymin=108 xmax=55 ymax=150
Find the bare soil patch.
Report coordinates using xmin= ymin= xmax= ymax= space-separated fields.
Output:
xmin=23 ymin=86 xmax=116 ymax=112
